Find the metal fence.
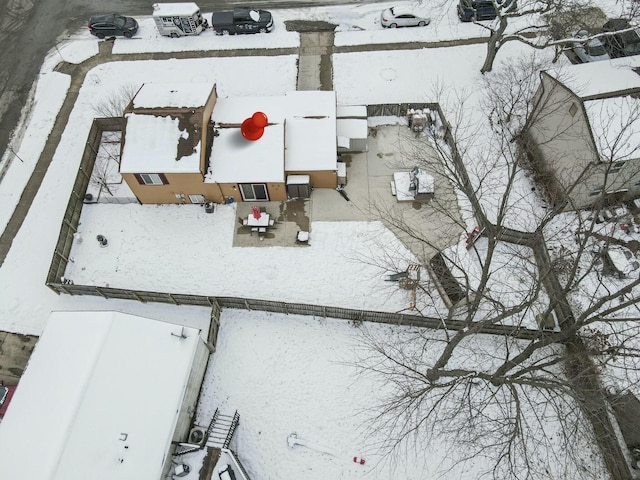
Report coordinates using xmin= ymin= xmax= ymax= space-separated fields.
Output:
xmin=45 ymin=281 xmax=543 ymax=340
xmin=367 ymin=103 xmax=437 ymax=118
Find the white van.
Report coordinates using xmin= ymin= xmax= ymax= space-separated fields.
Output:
xmin=152 ymin=3 xmax=208 ymax=37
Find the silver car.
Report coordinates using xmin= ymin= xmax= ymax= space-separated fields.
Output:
xmin=381 ymin=6 xmax=431 ymax=28
xmin=572 ymin=30 xmax=610 ymax=63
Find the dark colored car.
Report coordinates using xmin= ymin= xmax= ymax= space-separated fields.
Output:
xmin=457 ymin=0 xmax=516 ymax=22
xmin=88 ymin=14 xmax=138 ymax=39
xmin=211 ymin=7 xmax=274 ymax=35
xmin=0 ymin=383 xmax=16 ymax=418
xmin=602 ymin=18 xmax=640 ymax=58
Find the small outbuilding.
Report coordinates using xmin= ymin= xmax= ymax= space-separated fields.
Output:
xmin=0 ymin=310 xmax=210 ymax=480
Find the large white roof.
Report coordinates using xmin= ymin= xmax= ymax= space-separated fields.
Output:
xmin=120 ymin=113 xmax=201 ymax=174
xmin=210 ymin=91 xmax=337 ymax=177
xmin=132 ymin=83 xmax=213 ymax=110
xmin=0 ymin=311 xmax=202 ymax=480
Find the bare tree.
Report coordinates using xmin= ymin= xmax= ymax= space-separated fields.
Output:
xmin=91 ymin=84 xmax=138 ymax=118
xmin=356 ymin=57 xmax=640 ymax=479
xmin=470 ymin=0 xmax=639 ymax=73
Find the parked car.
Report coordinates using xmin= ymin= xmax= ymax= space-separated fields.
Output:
xmin=571 ymin=29 xmax=610 ymax=62
xmin=0 ymin=383 xmax=16 ymax=418
xmin=380 ymin=6 xmax=431 ymax=28
xmin=211 ymin=7 xmax=273 ymax=35
xmin=88 ymin=14 xmax=138 ymax=39
xmin=602 ymin=18 xmax=640 ymax=58
xmin=457 ymin=0 xmax=516 ymax=22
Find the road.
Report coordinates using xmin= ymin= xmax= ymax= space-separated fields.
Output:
xmin=0 ymin=0 xmax=387 ymax=176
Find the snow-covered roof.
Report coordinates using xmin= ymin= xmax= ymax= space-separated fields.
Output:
xmin=336 ymin=105 xmax=367 ymax=118
xmin=285 ymin=116 xmax=337 ymax=171
xmin=584 ymin=96 xmax=640 ymax=160
xmin=207 ymin=124 xmax=285 ymax=183
xmin=546 ymin=56 xmax=640 ymax=99
xmin=210 ymin=91 xmax=337 ymax=177
xmin=132 ymin=83 xmax=213 ymax=109
xmin=0 ymin=311 xmax=202 ymax=480
xmin=120 ymin=113 xmax=201 ymax=174
xmin=152 ymin=2 xmax=201 ymax=17
xmin=337 ymin=118 xmax=368 ymax=139
xmin=212 ymin=91 xmax=336 ymax=124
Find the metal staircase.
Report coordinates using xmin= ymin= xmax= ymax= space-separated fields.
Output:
xmin=206 ymin=410 xmax=240 ymax=449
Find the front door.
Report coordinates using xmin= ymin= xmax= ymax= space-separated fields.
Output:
xmin=240 ymin=183 xmax=269 ymax=201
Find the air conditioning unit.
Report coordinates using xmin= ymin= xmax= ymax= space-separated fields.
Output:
xmin=188 ymin=427 xmax=208 ymax=446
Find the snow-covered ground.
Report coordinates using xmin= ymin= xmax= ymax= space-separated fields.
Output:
xmin=0 ymin=0 xmax=635 ymax=478
xmin=182 ymin=309 xmax=606 ymax=480
xmin=0 ymin=1 xmax=570 ymax=335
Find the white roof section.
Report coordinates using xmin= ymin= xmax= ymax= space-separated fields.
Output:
xmin=152 ymin=2 xmax=201 ymax=16
xmin=285 ymin=116 xmax=337 ymax=171
xmin=120 ymin=113 xmax=201 ymax=174
xmin=336 ymin=105 xmax=367 ymax=118
xmin=337 ymin=118 xmax=368 ymax=139
xmin=584 ymin=96 xmax=640 ymax=160
xmin=212 ymin=91 xmax=336 ymax=124
xmin=132 ymin=83 xmax=213 ymax=109
xmin=0 ymin=311 xmax=202 ymax=480
xmin=286 ymin=174 xmax=310 ymax=184
xmin=207 ymin=124 xmax=285 ymax=183
xmin=546 ymin=56 xmax=640 ymax=99
xmin=210 ymin=91 xmax=337 ymax=178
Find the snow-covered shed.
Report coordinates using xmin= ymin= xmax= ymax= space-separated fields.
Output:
xmin=0 ymin=311 xmax=210 ymax=480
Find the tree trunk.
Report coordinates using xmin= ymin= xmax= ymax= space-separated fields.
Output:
xmin=480 ymin=17 xmax=508 ymax=74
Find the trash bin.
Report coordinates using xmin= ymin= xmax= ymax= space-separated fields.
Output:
xmin=204 ymin=202 xmax=215 ymax=213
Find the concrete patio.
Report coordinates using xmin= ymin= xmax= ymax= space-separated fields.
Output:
xmin=232 ymin=123 xmax=464 ymax=263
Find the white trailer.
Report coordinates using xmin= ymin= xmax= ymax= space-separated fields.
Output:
xmin=152 ymin=3 xmax=208 ymax=37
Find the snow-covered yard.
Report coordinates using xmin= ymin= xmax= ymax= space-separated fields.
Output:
xmin=0 ymin=0 xmax=638 ymax=478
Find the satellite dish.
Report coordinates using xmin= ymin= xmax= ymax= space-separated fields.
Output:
xmin=249 ymin=9 xmax=260 ymax=22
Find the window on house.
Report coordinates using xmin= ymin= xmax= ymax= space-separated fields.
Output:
xmin=240 ymin=183 xmax=269 ymax=201
xmin=189 ymin=194 xmax=206 ymax=204
xmin=569 ymin=103 xmax=578 ymax=117
xmin=610 ymin=161 xmax=626 ymax=174
xmin=589 ymin=188 xmax=603 ymax=197
xmin=135 ymin=173 xmax=167 ymax=185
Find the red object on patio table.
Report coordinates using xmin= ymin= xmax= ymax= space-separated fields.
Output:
xmin=252 ymin=206 xmax=261 ymax=220
xmin=241 ymin=111 xmax=268 ymax=141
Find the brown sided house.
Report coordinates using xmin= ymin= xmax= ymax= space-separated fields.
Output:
xmin=120 ymin=84 xmax=365 ymax=204
xmin=120 ymin=83 xmax=217 ymax=204
xmin=524 ymin=59 xmax=640 ymax=210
